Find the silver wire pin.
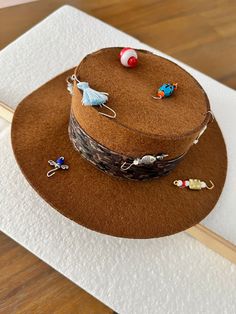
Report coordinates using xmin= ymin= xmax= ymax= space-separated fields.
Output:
xmin=47 ymin=156 xmax=69 ymax=178
xmin=121 ymin=153 xmax=168 ymax=171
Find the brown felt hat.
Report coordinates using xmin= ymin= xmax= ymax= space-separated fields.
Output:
xmin=11 ymin=48 xmax=227 ymax=239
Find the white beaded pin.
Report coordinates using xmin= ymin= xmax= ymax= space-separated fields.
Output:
xmin=173 ymin=179 xmax=214 ymax=190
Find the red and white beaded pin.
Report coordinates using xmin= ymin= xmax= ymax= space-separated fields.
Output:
xmin=173 ymin=179 xmax=214 ymax=190
xmin=119 ymin=48 xmax=138 ymax=68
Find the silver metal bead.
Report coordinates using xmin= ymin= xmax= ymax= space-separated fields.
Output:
xmin=67 ymin=83 xmax=73 ymax=95
xmin=156 ymin=153 xmax=168 ymax=160
xmin=140 ymin=155 xmax=156 ymax=165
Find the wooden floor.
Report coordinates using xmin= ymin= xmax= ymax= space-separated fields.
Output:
xmin=0 ymin=0 xmax=235 ymax=313
xmin=0 ymin=232 xmax=113 ymax=314
xmin=0 ymin=0 xmax=37 ymax=9
xmin=0 ymin=0 xmax=235 ymax=89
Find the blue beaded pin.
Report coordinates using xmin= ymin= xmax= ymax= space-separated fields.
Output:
xmin=152 ymin=83 xmax=178 ymax=100
xmin=67 ymin=75 xmax=116 ymax=119
xmin=47 ymin=156 xmax=69 ymax=178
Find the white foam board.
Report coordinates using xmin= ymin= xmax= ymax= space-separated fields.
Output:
xmin=0 ymin=6 xmax=236 ymax=314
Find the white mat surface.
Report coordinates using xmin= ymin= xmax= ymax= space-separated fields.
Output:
xmin=0 ymin=6 xmax=236 ymax=314
xmin=0 ymin=117 xmax=9 ymax=132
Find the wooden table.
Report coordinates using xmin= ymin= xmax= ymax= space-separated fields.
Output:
xmin=0 ymin=1 xmax=235 ymax=313
xmin=1 ymin=0 xmax=235 ymax=89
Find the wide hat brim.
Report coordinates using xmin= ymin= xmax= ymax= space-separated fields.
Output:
xmin=11 ymin=69 xmax=227 ymax=239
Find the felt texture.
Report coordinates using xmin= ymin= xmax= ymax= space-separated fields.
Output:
xmin=1 ymin=5 xmax=236 ymax=313
xmin=2 ymin=127 xmax=236 ymax=314
xmin=73 ymin=48 xmax=210 ymax=158
xmin=11 ymin=69 xmax=227 ymax=238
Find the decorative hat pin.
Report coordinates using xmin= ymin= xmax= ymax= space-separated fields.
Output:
xmin=66 ymin=75 xmax=116 ymax=119
xmin=47 ymin=157 xmax=69 ymax=178
xmin=119 ymin=48 xmax=138 ymax=68
xmin=173 ymin=179 xmax=214 ymax=190
xmin=152 ymin=83 xmax=178 ymax=100
xmin=121 ymin=153 xmax=168 ymax=171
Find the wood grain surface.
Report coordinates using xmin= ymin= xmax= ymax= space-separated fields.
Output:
xmin=0 ymin=0 xmax=235 ymax=89
xmin=0 ymin=232 xmax=113 ymax=314
xmin=0 ymin=0 xmax=235 ymax=313
xmin=0 ymin=0 xmax=37 ymax=9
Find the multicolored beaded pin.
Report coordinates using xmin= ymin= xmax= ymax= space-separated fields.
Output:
xmin=173 ymin=179 xmax=214 ymax=190
xmin=152 ymin=83 xmax=178 ymax=99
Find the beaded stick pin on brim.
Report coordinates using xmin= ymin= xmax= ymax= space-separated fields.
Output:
xmin=66 ymin=75 xmax=116 ymax=119
xmin=173 ymin=179 xmax=214 ymax=190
